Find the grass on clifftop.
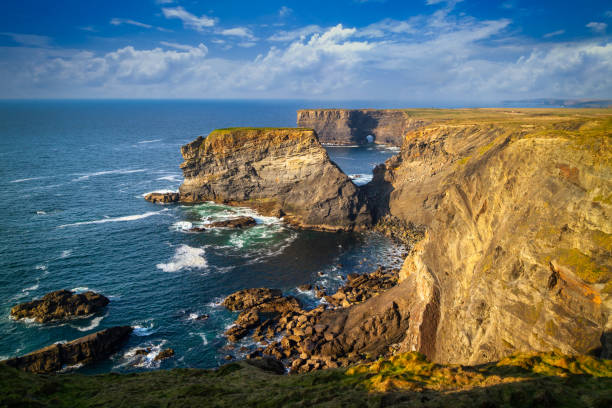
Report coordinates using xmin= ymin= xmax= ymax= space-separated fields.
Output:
xmin=1 ymin=351 xmax=611 ymax=408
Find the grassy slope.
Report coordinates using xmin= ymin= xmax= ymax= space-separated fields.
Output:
xmin=1 ymin=352 xmax=611 ymax=408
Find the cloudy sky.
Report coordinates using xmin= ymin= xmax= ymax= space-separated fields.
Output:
xmin=0 ymin=0 xmax=610 ymax=103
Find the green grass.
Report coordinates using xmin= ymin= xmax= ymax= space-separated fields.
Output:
xmin=1 ymin=351 xmax=611 ymax=407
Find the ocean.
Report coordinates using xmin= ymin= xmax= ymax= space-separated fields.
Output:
xmin=0 ymin=100 xmax=403 ymax=372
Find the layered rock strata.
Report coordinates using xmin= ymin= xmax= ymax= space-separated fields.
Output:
xmin=178 ymin=128 xmax=371 ymax=231
xmin=362 ymin=109 xmax=612 ymax=364
xmin=296 ymin=109 xmax=430 ymax=146
xmin=144 ymin=192 xmax=179 ymax=204
xmin=11 ymin=290 xmax=110 ymax=323
xmin=1 ymin=326 xmax=133 ymax=373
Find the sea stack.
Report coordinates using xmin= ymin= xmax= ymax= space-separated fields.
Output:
xmin=178 ymin=128 xmax=371 ymax=231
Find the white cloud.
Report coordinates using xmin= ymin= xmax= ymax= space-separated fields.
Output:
xmin=0 ymin=32 xmax=51 ymax=47
xmin=220 ymin=27 xmax=256 ymax=40
xmin=1 ymin=10 xmax=611 ymax=102
xmin=586 ymin=22 xmax=607 ymax=33
xmin=279 ymin=6 xmax=292 ymax=17
xmin=110 ymin=18 xmax=152 ymax=29
xmin=268 ymin=25 xmax=323 ymax=42
xmin=156 ymin=0 xmax=174 ymax=3
xmin=162 ymin=6 xmax=216 ymax=31
xmin=544 ymin=30 xmax=565 ymax=38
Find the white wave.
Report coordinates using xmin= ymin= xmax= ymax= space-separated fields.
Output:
xmin=156 ymin=175 xmax=182 ymax=182
xmin=22 ymin=283 xmax=39 ymax=292
xmin=137 ymin=139 xmax=161 ymax=144
xmin=36 ymin=211 xmax=46 ymax=215
xmin=172 ymin=221 xmax=193 ymax=231
xmin=349 ymin=174 xmax=373 ymax=186
xmin=35 ymin=264 xmax=47 ymax=272
xmin=59 ymin=209 xmax=168 ymax=228
xmin=60 ymin=249 xmax=73 ymax=258
xmin=10 ymin=177 xmax=45 ymax=183
xmin=141 ymin=189 xmax=177 ymax=197
xmin=156 ymin=245 xmax=207 ymax=272
xmin=205 ymin=297 xmax=225 ymax=308
xmin=73 ymin=314 xmax=106 ymax=332
xmin=71 ymin=287 xmax=90 ymax=293
xmin=133 ymin=323 xmax=158 ymax=337
xmin=120 ymin=340 xmax=167 ymax=369
xmin=72 ymin=168 xmax=146 ymax=182
xmin=59 ymin=363 xmax=83 ymax=372
xmin=190 ymin=332 xmax=208 ymax=346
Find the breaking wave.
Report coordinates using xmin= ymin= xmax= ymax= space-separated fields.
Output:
xmin=156 ymin=245 xmax=207 ymax=272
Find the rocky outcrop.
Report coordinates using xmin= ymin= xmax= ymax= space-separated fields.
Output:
xmin=144 ymin=192 xmax=179 ymax=204
xmin=360 ymin=109 xmax=612 ymax=364
xmin=1 ymin=326 xmax=133 ymax=373
xmin=206 ymin=216 xmax=257 ymax=229
xmin=297 ymin=109 xmax=430 ymax=146
xmin=10 ymin=290 xmax=109 ymax=323
xmin=178 ymin=128 xmax=371 ymax=231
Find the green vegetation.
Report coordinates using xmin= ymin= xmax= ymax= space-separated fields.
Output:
xmin=1 ymin=351 xmax=611 ymax=407
xmin=210 ymin=127 xmax=313 ymax=134
xmin=556 ymin=248 xmax=610 ymax=284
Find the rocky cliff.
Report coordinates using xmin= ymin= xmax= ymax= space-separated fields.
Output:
xmin=296 ymin=109 xmax=430 ymax=146
xmin=178 ymin=128 xmax=371 ymax=231
xmin=361 ymin=108 xmax=612 ymax=364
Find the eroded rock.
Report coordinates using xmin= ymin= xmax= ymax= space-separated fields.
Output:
xmin=144 ymin=192 xmax=179 ymax=204
xmin=205 ymin=216 xmax=257 ymax=229
xmin=178 ymin=128 xmax=371 ymax=231
xmin=1 ymin=326 xmax=133 ymax=373
xmin=10 ymin=290 xmax=110 ymax=323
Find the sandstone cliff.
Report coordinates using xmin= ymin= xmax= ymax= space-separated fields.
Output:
xmin=361 ymin=109 xmax=612 ymax=364
xmin=178 ymin=128 xmax=371 ymax=231
xmin=296 ymin=109 xmax=430 ymax=146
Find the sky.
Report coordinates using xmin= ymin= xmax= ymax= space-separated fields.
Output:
xmin=0 ymin=0 xmax=610 ymax=103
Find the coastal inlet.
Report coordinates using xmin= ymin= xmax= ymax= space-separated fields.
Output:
xmin=0 ymin=100 xmax=402 ymax=372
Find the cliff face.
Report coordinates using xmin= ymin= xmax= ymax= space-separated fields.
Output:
xmin=178 ymin=128 xmax=371 ymax=231
xmin=297 ymin=109 xmax=429 ymax=146
xmin=364 ymin=109 xmax=612 ymax=364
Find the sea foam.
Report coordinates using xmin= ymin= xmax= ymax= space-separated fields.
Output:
xmin=156 ymin=245 xmax=207 ymax=272
xmin=72 ymin=168 xmax=146 ymax=182
xmin=59 ymin=209 xmax=168 ymax=228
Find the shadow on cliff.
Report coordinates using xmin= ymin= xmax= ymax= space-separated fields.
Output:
xmin=362 ymin=162 xmax=394 ymax=222
xmin=348 ymin=111 xmax=379 ymax=145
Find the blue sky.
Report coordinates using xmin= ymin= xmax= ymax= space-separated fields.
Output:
xmin=0 ymin=0 xmax=610 ymax=102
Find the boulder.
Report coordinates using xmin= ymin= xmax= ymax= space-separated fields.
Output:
xmin=10 ymin=290 xmax=109 ymax=323
xmin=144 ymin=192 xmax=179 ymax=204
xmin=154 ymin=348 xmax=174 ymax=361
xmin=1 ymin=326 xmax=133 ymax=373
xmin=206 ymin=216 xmax=257 ymax=229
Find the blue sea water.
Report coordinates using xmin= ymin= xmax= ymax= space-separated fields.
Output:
xmin=0 ymin=100 xmax=403 ymax=372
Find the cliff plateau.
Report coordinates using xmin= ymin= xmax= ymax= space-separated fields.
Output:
xmin=178 ymin=128 xmax=371 ymax=231
xmin=297 ymin=109 xmax=430 ymax=146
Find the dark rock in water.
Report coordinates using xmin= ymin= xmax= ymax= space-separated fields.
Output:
xmin=134 ymin=348 xmax=151 ymax=356
xmin=144 ymin=192 xmax=179 ymax=204
xmin=154 ymin=348 xmax=174 ymax=361
xmin=224 ymin=355 xmax=233 ymax=361
xmin=178 ymin=128 xmax=371 ymax=231
xmin=196 ymin=314 xmax=209 ymax=321
xmin=298 ymin=284 xmax=312 ymax=291
xmin=189 ymin=227 xmax=207 ymax=233
xmin=10 ymin=289 xmax=109 ymax=323
xmin=1 ymin=326 xmax=133 ymax=373
xmin=223 ymin=288 xmax=282 ymax=311
xmin=245 ymin=357 xmax=286 ymax=375
xmin=206 ymin=216 xmax=257 ymax=229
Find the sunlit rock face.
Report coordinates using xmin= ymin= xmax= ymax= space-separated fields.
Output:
xmin=178 ymin=128 xmax=371 ymax=231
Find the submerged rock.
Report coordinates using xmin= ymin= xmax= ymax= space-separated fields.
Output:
xmin=178 ymin=128 xmax=371 ymax=231
xmin=144 ymin=192 xmax=179 ymax=204
xmin=205 ymin=216 xmax=257 ymax=229
xmin=1 ymin=326 xmax=133 ymax=373
xmin=10 ymin=289 xmax=109 ymax=323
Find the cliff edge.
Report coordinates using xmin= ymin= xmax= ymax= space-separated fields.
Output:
xmin=362 ymin=108 xmax=612 ymax=364
xmin=178 ymin=127 xmax=371 ymax=231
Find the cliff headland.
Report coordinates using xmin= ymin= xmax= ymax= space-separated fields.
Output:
xmin=3 ymin=108 xmax=611 ymax=407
